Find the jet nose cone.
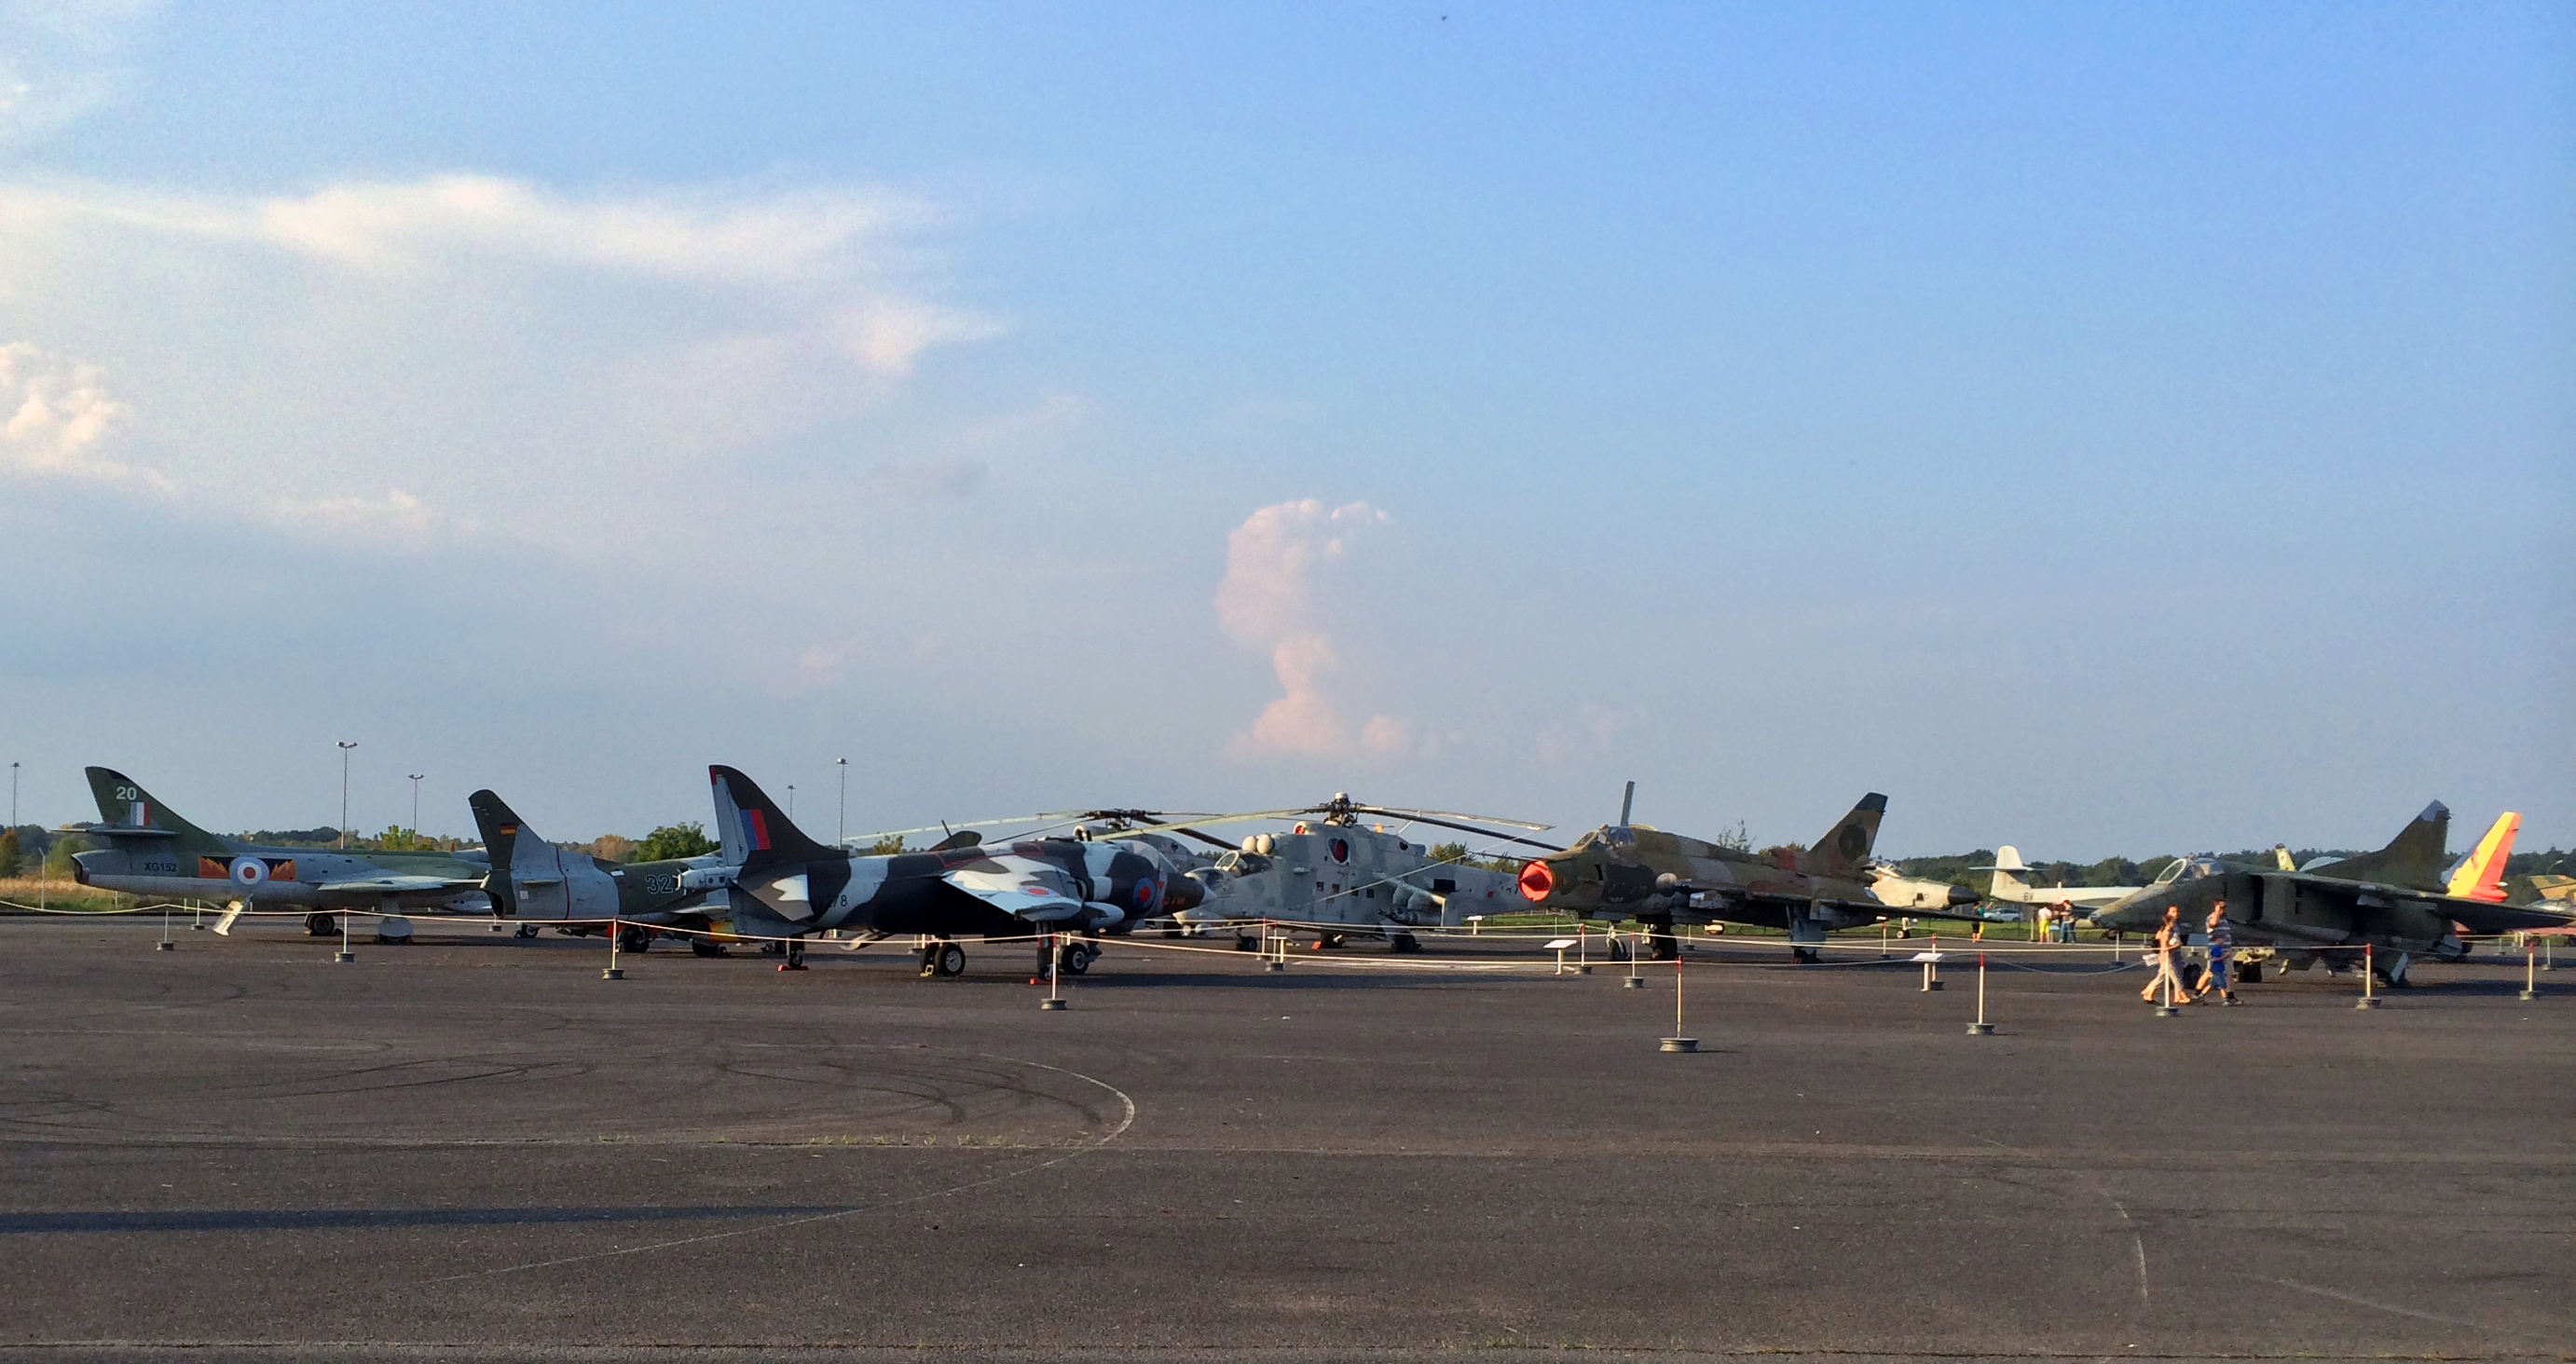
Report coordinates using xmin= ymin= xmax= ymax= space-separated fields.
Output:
xmin=1947 ymin=884 xmax=1979 ymax=907
xmin=1164 ymin=871 xmax=1206 ymax=913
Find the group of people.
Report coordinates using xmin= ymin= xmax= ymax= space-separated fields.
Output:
xmin=2140 ymin=901 xmax=2237 ymax=1005
xmin=2037 ymin=901 xmax=2081 ymax=942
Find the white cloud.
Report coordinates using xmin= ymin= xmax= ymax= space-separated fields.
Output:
xmin=0 ymin=340 xmax=162 ymax=488
xmin=1214 ymin=498 xmax=1410 ymax=758
xmin=0 ymin=171 xmax=999 ymax=543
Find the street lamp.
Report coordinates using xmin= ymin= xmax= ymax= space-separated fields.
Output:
xmin=788 ymin=784 xmax=797 ymax=821
xmin=408 ymin=774 xmax=426 ymax=838
xmin=8 ymin=761 xmax=17 ymax=830
xmin=837 ymin=757 xmax=848 ymax=842
xmin=337 ymin=742 xmax=358 ymax=848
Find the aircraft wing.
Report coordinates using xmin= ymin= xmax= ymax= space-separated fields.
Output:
xmin=2442 ymin=898 xmax=2576 ymax=936
xmin=942 ymin=859 xmax=1088 ymax=922
xmin=312 ymin=875 xmax=483 ymax=895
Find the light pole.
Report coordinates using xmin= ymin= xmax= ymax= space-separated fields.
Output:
xmin=337 ymin=742 xmax=358 ymax=848
xmin=408 ymin=774 xmax=425 ymax=838
xmin=788 ymin=784 xmax=797 ymax=821
xmin=8 ymin=761 xmax=17 ymax=830
xmin=837 ymin=757 xmax=848 ymax=843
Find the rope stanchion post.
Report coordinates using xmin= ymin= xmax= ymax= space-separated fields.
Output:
xmin=2354 ymin=944 xmax=2379 ymax=1009
xmin=191 ymin=901 xmax=205 ymax=932
xmin=1966 ymin=951 xmax=1994 ymax=1034
xmin=1660 ymin=943 xmax=1697 ymax=1052
xmin=602 ymin=917 xmax=625 ymax=980
xmin=334 ymin=912 xmax=354 ymax=964
xmin=1040 ymin=931 xmax=1067 ymax=1010
xmin=1264 ymin=920 xmax=1285 ymax=972
xmin=156 ymin=907 xmax=174 ymax=951
xmin=1921 ymin=934 xmax=1943 ymax=992
xmin=2521 ymin=939 xmax=2538 ymax=1003
xmin=1624 ymin=928 xmax=1644 ymax=988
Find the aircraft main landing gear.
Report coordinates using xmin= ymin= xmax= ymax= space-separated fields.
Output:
xmin=1792 ymin=946 xmax=1822 ymax=964
xmin=616 ymin=926 xmax=653 ymax=954
xmin=1389 ymin=932 xmax=1420 ymax=954
xmin=776 ymin=939 xmax=808 ymax=972
xmin=1643 ymin=918 xmax=1680 ymax=961
xmin=305 ymin=912 xmax=336 ymax=937
xmin=921 ymin=941 xmax=966 ymax=978
xmin=1058 ymin=940 xmax=1099 ymax=975
xmin=690 ymin=939 xmax=728 ymax=958
xmin=513 ymin=923 xmax=540 ymax=939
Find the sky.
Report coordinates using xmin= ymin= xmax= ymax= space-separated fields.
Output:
xmin=2 ymin=1 xmax=2569 ymax=861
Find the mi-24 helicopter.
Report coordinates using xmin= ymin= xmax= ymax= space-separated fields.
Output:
xmin=1103 ymin=794 xmax=1561 ymax=953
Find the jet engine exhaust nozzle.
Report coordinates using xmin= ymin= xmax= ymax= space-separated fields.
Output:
xmin=1517 ymin=860 xmax=1555 ymax=902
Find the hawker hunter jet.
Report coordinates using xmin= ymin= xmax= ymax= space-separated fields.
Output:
xmin=2085 ymin=801 xmax=2573 ymax=986
xmin=70 ymin=766 xmax=490 ymax=935
xmin=707 ymin=765 xmax=1204 ymax=975
xmin=1513 ymin=785 xmax=1980 ymax=962
xmin=470 ymin=789 xmax=732 ymax=954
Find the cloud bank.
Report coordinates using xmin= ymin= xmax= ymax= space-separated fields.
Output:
xmin=1214 ymin=498 xmax=1410 ymax=758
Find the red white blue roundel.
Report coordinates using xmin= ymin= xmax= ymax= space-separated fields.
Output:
xmin=1131 ymin=878 xmax=1159 ymax=911
xmin=1329 ymin=839 xmax=1350 ymax=864
xmin=228 ymin=856 xmax=268 ymax=886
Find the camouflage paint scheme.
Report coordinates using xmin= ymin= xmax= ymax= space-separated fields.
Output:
xmin=707 ymin=765 xmax=1205 ymax=976
xmin=1514 ymin=793 xmax=1981 ymax=960
xmin=1181 ymin=816 xmax=1525 ymax=951
xmin=69 ymin=767 xmax=491 ymax=931
xmin=468 ymin=788 xmax=733 ymax=953
xmin=2085 ymin=801 xmax=2575 ymax=985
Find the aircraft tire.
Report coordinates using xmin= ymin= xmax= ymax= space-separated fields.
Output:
xmin=1390 ymin=933 xmax=1419 ymax=954
xmin=513 ymin=924 xmax=540 ymax=939
xmin=1234 ymin=935 xmax=1258 ymax=952
xmin=934 ymin=942 xmax=967 ymax=977
xmin=616 ymin=926 xmax=652 ymax=954
xmin=1060 ymin=942 xmax=1096 ymax=975
xmin=690 ymin=940 xmax=727 ymax=958
xmin=1322 ymin=934 xmax=1347 ymax=949
xmin=305 ymin=913 xmax=336 ymax=937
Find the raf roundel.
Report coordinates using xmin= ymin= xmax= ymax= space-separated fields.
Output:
xmin=1132 ymin=878 xmax=1159 ymax=911
xmin=229 ymin=856 xmax=268 ymax=886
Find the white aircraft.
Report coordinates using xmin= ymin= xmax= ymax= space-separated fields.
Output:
xmin=1975 ymin=846 xmax=2142 ymax=909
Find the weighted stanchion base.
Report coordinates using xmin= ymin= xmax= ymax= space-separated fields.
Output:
xmin=1577 ymin=965 xmax=1593 ymax=975
xmin=1966 ymin=1022 xmax=1994 ymax=1035
xmin=2354 ymin=997 xmax=2380 ymax=1009
xmin=1039 ymin=998 xmax=1066 ymax=1011
xmin=1265 ymin=962 xmax=1284 ymax=973
xmin=1623 ymin=976 xmax=1644 ymax=989
xmin=334 ymin=952 xmax=355 ymax=964
xmin=2152 ymin=1004 xmax=2178 ymax=1017
xmin=1922 ymin=981 xmax=1943 ymax=991
xmin=2518 ymin=989 xmax=2537 ymax=1002
xmin=602 ymin=967 xmax=624 ymax=980
xmin=1659 ymin=1036 xmax=1698 ymax=1053
xmin=156 ymin=941 xmax=174 ymax=952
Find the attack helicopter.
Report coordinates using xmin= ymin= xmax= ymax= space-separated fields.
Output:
xmin=1139 ymin=794 xmax=1557 ymax=952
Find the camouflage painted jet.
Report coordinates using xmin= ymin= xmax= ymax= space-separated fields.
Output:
xmin=2085 ymin=801 xmax=2573 ymax=986
xmin=69 ymin=766 xmax=490 ymax=935
xmin=1513 ymin=786 xmax=1979 ymax=962
xmin=469 ymin=789 xmax=733 ymax=955
xmin=707 ymin=765 xmax=1205 ymax=975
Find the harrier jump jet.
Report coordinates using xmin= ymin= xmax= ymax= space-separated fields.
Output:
xmin=706 ymin=765 xmax=1205 ymax=975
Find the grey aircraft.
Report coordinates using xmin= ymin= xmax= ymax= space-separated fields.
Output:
xmin=469 ymin=788 xmax=732 ymax=954
xmin=69 ymin=766 xmax=490 ymax=935
xmin=1165 ymin=794 xmax=1550 ymax=951
xmin=2085 ymin=800 xmax=2575 ymax=986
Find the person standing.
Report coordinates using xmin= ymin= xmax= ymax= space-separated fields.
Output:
xmin=2196 ymin=901 xmax=2236 ymax=1003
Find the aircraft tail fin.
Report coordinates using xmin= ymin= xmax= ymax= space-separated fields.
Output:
xmin=2309 ymin=800 xmax=2452 ymax=890
xmin=2444 ymin=812 xmax=2519 ymax=902
xmin=1804 ymin=794 xmax=1887 ymax=878
xmin=1985 ymin=845 xmax=2034 ymax=900
xmin=707 ymin=766 xmax=836 ymax=870
xmin=467 ymin=789 xmax=559 ymax=917
xmin=81 ymin=767 xmax=226 ymax=853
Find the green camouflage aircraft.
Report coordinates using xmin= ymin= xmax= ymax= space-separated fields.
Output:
xmin=469 ymin=788 xmax=734 ymax=955
xmin=70 ymin=766 xmax=491 ymax=936
xmin=1512 ymin=785 xmax=1980 ymax=962
xmin=2084 ymin=800 xmax=2574 ymax=986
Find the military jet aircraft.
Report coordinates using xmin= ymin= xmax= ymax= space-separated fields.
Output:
xmin=469 ymin=788 xmax=733 ymax=954
xmin=1974 ymin=846 xmax=2144 ymax=909
xmin=1165 ymin=794 xmax=1547 ymax=951
xmin=1513 ymin=785 xmax=1980 ymax=962
xmin=706 ymin=766 xmax=1205 ymax=975
xmin=68 ymin=766 xmax=490 ymax=935
xmin=2085 ymin=801 xmax=2573 ymax=986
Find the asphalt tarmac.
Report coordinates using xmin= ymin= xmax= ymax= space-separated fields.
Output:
xmin=0 ymin=915 xmax=2568 ymax=1363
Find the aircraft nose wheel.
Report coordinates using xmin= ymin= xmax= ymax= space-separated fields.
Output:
xmin=513 ymin=924 xmax=540 ymax=939
xmin=1058 ymin=941 xmax=1099 ymax=975
xmin=304 ymin=913 xmax=336 ymax=937
xmin=616 ymin=926 xmax=653 ymax=954
xmin=928 ymin=942 xmax=967 ymax=977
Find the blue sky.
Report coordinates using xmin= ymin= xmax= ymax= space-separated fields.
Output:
xmin=2 ymin=2 xmax=2569 ymax=859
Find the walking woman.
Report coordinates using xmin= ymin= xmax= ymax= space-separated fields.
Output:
xmin=2141 ymin=905 xmax=2193 ymax=1005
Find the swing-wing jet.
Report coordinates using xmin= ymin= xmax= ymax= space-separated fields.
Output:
xmin=1513 ymin=788 xmax=1980 ymax=961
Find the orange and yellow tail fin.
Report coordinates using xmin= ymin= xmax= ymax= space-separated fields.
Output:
xmin=2446 ymin=812 xmax=2519 ymax=902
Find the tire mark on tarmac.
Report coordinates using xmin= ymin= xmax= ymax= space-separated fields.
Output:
xmin=2268 ymin=1275 xmax=2537 ymax=1342
xmin=413 ymin=1048 xmax=1137 ymax=1286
